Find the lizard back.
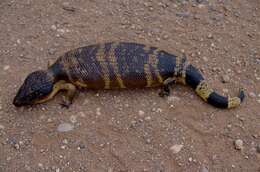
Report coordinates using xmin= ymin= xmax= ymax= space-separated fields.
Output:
xmin=50 ymin=42 xmax=179 ymax=89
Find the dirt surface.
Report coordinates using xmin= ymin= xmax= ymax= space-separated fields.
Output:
xmin=0 ymin=0 xmax=259 ymax=171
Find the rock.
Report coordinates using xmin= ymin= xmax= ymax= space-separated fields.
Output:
xmin=257 ymin=144 xmax=260 ymax=153
xmin=207 ymin=34 xmax=213 ymax=39
xmin=176 ymin=12 xmax=190 ymax=18
xmin=47 ymin=48 xmax=56 ymax=55
xmin=200 ymin=166 xmax=209 ymax=172
xmin=257 ymin=99 xmax=260 ymax=104
xmin=62 ymin=139 xmax=69 ymax=144
xmin=144 ymin=116 xmax=151 ymax=121
xmin=234 ymin=139 xmax=243 ymax=150
xmin=202 ymin=56 xmax=208 ymax=62
xmin=69 ymin=115 xmax=77 ymax=123
xmin=62 ymin=2 xmax=76 ymax=12
xmin=167 ymin=96 xmax=180 ymax=102
xmin=221 ymin=75 xmax=230 ymax=83
xmin=170 ymin=144 xmax=183 ymax=154
xmin=57 ymin=123 xmax=74 ymax=132
xmin=0 ymin=124 xmax=4 ymax=130
xmin=51 ymin=25 xmax=57 ymax=31
xmin=249 ymin=92 xmax=256 ymax=98
xmin=138 ymin=110 xmax=145 ymax=117
xmin=96 ymin=107 xmax=101 ymax=116
xmin=3 ymin=65 xmax=10 ymax=71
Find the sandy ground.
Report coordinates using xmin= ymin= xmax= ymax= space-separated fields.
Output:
xmin=0 ymin=0 xmax=259 ymax=171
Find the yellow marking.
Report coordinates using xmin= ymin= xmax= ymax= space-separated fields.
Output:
xmin=33 ymin=80 xmax=76 ymax=104
xmin=147 ymin=50 xmax=163 ymax=83
xmin=96 ymin=44 xmax=110 ymax=89
xmin=143 ymin=45 xmax=151 ymax=52
xmin=108 ymin=42 xmax=126 ymax=88
xmin=175 ymin=55 xmax=181 ymax=76
xmin=195 ymin=80 xmax=214 ymax=101
xmin=228 ymin=97 xmax=241 ymax=108
xmin=74 ymin=80 xmax=88 ymax=88
xmin=144 ymin=64 xmax=153 ymax=87
xmin=176 ymin=58 xmax=189 ymax=85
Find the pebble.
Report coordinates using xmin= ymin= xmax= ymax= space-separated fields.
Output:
xmin=144 ymin=116 xmax=151 ymax=121
xmin=0 ymin=124 xmax=4 ymax=130
xmin=202 ymin=56 xmax=208 ymax=62
xmin=3 ymin=65 xmax=10 ymax=71
xmin=69 ymin=115 xmax=77 ymax=123
xmin=257 ymin=144 xmax=260 ymax=153
xmin=257 ymin=99 xmax=260 ymax=104
xmin=62 ymin=139 xmax=69 ymax=144
xmin=207 ymin=34 xmax=213 ymax=39
xmin=176 ymin=12 xmax=190 ymax=18
xmin=221 ymin=75 xmax=230 ymax=83
xmin=62 ymin=2 xmax=76 ymax=12
xmin=249 ymin=92 xmax=256 ymax=98
xmin=51 ymin=25 xmax=57 ymax=31
xmin=138 ymin=110 xmax=145 ymax=117
xmin=234 ymin=139 xmax=243 ymax=150
xmin=57 ymin=123 xmax=74 ymax=132
xmin=170 ymin=144 xmax=183 ymax=154
xmin=200 ymin=166 xmax=209 ymax=172
xmin=47 ymin=48 xmax=56 ymax=55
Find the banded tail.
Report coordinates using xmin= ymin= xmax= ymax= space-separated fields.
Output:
xmin=184 ymin=64 xmax=245 ymax=108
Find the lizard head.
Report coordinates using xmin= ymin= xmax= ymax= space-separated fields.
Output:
xmin=13 ymin=70 xmax=55 ymax=107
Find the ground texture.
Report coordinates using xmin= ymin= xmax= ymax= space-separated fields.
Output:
xmin=0 ymin=0 xmax=259 ymax=171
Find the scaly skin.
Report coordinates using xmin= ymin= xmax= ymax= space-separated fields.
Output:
xmin=13 ymin=42 xmax=245 ymax=108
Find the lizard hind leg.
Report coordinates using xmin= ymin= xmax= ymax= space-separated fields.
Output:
xmin=159 ymin=77 xmax=176 ymax=97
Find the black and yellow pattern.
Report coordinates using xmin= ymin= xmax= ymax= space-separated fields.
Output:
xmin=13 ymin=42 xmax=245 ymax=108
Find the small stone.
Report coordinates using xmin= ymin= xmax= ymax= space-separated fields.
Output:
xmin=176 ymin=12 xmax=190 ymax=17
xmin=0 ymin=124 xmax=4 ymax=130
xmin=256 ymin=144 xmax=260 ymax=153
xmin=60 ymin=145 xmax=66 ymax=149
xmin=14 ymin=143 xmax=20 ymax=150
xmin=249 ymin=92 xmax=256 ymax=98
xmin=62 ymin=2 xmax=76 ymax=12
xmin=38 ymin=163 xmax=43 ymax=168
xmin=162 ymin=34 xmax=169 ymax=40
xmin=56 ymin=168 xmax=60 ymax=172
xmin=202 ymin=56 xmax=208 ymax=62
xmin=57 ymin=123 xmax=74 ymax=132
xmin=170 ymin=144 xmax=183 ymax=154
xmin=62 ymin=139 xmax=69 ymax=144
xmin=221 ymin=75 xmax=230 ymax=83
xmin=200 ymin=166 xmax=209 ymax=172
xmin=138 ymin=110 xmax=145 ymax=117
xmin=47 ymin=48 xmax=56 ymax=55
xmin=3 ymin=65 xmax=10 ymax=71
xmin=69 ymin=115 xmax=77 ymax=123
xmin=96 ymin=107 xmax=101 ymax=116
xmin=51 ymin=25 xmax=57 ymax=31
xmin=207 ymin=34 xmax=213 ymax=39
xmin=257 ymin=99 xmax=260 ymax=104
xmin=188 ymin=157 xmax=193 ymax=162
xmin=144 ymin=116 xmax=151 ymax=121
xmin=234 ymin=139 xmax=243 ymax=150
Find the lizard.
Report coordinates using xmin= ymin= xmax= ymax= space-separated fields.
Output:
xmin=13 ymin=42 xmax=245 ymax=109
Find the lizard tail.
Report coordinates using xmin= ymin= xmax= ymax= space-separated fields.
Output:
xmin=184 ymin=64 xmax=245 ymax=108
